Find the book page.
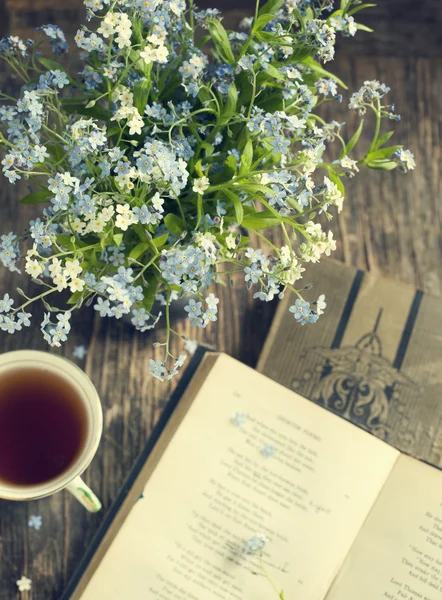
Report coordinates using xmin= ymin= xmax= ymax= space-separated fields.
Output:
xmin=80 ymin=354 xmax=399 ymax=600
xmin=325 ymin=455 xmax=442 ymax=600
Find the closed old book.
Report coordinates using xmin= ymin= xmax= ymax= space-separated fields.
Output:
xmin=258 ymin=259 xmax=442 ymax=469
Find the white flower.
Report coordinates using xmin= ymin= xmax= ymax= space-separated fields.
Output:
xmin=316 ymin=294 xmax=327 ymax=316
xmin=286 ymin=115 xmax=306 ymax=129
xmin=25 ymin=257 xmax=43 ymax=278
xmin=128 ymin=113 xmax=144 ymax=136
xmin=48 ymin=257 xmax=62 ymax=278
xmin=226 ymin=233 xmax=236 ymax=250
xmin=116 ymin=203 xmax=131 ymax=216
xmin=53 ymin=273 xmax=68 ymax=291
xmin=140 ymin=45 xmax=156 ymax=65
xmin=195 ymin=232 xmax=217 ymax=260
xmin=192 ymin=176 xmax=210 ymax=194
xmin=116 ymin=211 xmax=135 ymax=231
xmin=118 ymin=88 xmax=134 ymax=107
xmin=147 ymin=32 xmax=166 ymax=46
xmin=155 ymin=45 xmax=169 ymax=64
xmin=324 ymin=176 xmax=344 ymax=212
xmin=97 ymin=21 xmax=114 ymax=38
xmin=72 ymin=218 xmax=86 ymax=234
xmin=151 ymin=193 xmax=164 ymax=213
xmin=69 ymin=278 xmax=85 ymax=293
xmin=64 ymin=259 xmax=82 ymax=279
xmin=340 ymin=156 xmax=359 ymax=173
xmin=184 ymin=339 xmax=198 ymax=355
xmin=16 ymin=576 xmax=31 ymax=592
xmin=306 ymin=221 xmax=323 ymax=237
xmin=280 ymin=245 xmax=291 ymax=267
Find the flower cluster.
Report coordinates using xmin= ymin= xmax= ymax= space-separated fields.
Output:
xmin=0 ymin=0 xmax=414 ymax=379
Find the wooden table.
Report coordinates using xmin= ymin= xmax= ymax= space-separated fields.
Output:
xmin=0 ymin=1 xmax=441 ymax=598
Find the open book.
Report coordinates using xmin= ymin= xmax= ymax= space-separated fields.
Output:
xmin=66 ymin=353 xmax=442 ymax=600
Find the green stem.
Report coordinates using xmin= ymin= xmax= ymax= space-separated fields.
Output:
xmin=368 ymin=99 xmax=382 ymax=153
xmin=12 ymin=287 xmax=56 ymax=315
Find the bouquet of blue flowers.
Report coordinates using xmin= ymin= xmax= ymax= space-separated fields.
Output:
xmin=0 ymin=0 xmax=414 ymax=380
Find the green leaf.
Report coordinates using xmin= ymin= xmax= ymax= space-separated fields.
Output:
xmin=301 ymin=56 xmax=348 ymax=90
xmin=328 ymin=169 xmax=345 ymax=195
xmin=196 ymin=34 xmax=211 ymax=50
xmin=220 ymin=84 xmax=238 ymax=125
xmin=280 ymin=592 xmax=285 ymax=599
xmin=133 ymin=79 xmax=150 ymax=114
xmin=38 ymin=56 xmax=67 ymax=73
xmin=100 ymin=229 xmax=113 ymax=250
xmin=343 ymin=119 xmax=364 ymax=157
xmin=198 ymin=86 xmax=212 ymax=106
xmin=347 ymin=3 xmax=377 ymax=16
xmin=235 ymin=183 xmax=272 ymax=196
xmin=365 ymin=159 xmax=398 ymax=171
xmin=258 ymin=0 xmax=284 ymax=16
xmin=366 ymin=145 xmax=402 ymax=161
xmin=63 ymin=100 xmax=109 ymax=121
xmin=225 ymin=154 xmax=238 ymax=177
xmin=20 ymin=189 xmax=52 ymax=205
xmin=223 ymin=189 xmax=244 ymax=225
xmin=200 ymin=142 xmax=215 ymax=157
xmin=357 ymin=24 xmax=374 ymax=32
xmin=130 ymin=242 xmax=150 ymax=260
xmin=208 ymin=19 xmax=235 ymax=64
xmin=113 ymin=233 xmax=124 ymax=247
xmin=67 ymin=291 xmax=82 ymax=306
xmin=373 ymin=130 xmax=395 ymax=150
xmin=239 ymin=139 xmax=253 ymax=176
xmin=152 ymin=233 xmax=169 ymax=249
xmin=264 ymin=64 xmax=285 ymax=81
xmin=253 ymin=14 xmax=275 ymax=31
xmin=242 ymin=211 xmax=281 ymax=230
xmin=56 ymin=234 xmax=76 ymax=251
xmin=164 ymin=214 xmax=185 ymax=237
xmin=142 ymin=274 xmax=158 ymax=314
xmin=196 ymin=194 xmax=203 ymax=229
xmin=194 ymin=159 xmax=204 ymax=178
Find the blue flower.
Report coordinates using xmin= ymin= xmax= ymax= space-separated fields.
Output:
xmin=51 ymin=69 xmax=69 ymax=88
xmin=73 ymin=345 xmax=88 ymax=360
xmin=184 ymin=298 xmax=202 ymax=316
xmin=289 ymin=300 xmax=310 ymax=321
xmin=204 ymin=310 xmax=217 ymax=323
xmin=0 ymin=293 xmax=14 ymax=313
xmin=238 ymin=55 xmax=256 ymax=71
xmin=131 ymin=308 xmax=149 ymax=328
xmin=261 ymin=443 xmax=275 ymax=458
xmin=244 ymin=264 xmax=262 ymax=284
xmin=231 ymin=412 xmax=247 ymax=427
xmin=148 ymin=359 xmax=166 ymax=380
xmin=244 ymin=534 xmax=267 ymax=555
xmin=28 ymin=515 xmax=43 ymax=530
xmin=94 ymin=297 xmax=111 ymax=317
xmin=0 ymin=316 xmax=18 ymax=333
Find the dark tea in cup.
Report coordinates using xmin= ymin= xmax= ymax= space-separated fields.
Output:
xmin=0 ymin=367 xmax=88 ymax=486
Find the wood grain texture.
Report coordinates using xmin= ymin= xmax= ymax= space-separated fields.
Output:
xmin=0 ymin=1 xmax=440 ymax=599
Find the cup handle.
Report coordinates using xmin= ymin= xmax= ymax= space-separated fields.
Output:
xmin=66 ymin=476 xmax=102 ymax=512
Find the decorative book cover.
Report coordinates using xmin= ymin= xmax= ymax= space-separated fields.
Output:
xmin=258 ymin=259 xmax=442 ymax=469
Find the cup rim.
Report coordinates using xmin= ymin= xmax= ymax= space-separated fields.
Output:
xmin=0 ymin=350 xmax=102 ymax=501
